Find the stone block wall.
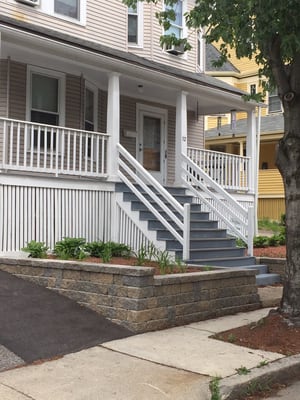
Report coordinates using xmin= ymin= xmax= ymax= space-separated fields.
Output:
xmin=256 ymin=257 xmax=285 ymax=280
xmin=0 ymin=258 xmax=260 ymax=333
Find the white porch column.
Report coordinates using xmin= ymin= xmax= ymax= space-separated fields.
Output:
xmin=107 ymin=72 xmax=120 ymax=180
xmin=246 ymin=109 xmax=257 ymax=193
xmin=175 ymin=91 xmax=188 ymax=185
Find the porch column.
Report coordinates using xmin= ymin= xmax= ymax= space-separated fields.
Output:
xmin=246 ymin=109 xmax=257 ymax=193
xmin=107 ymin=72 xmax=120 ymax=180
xmin=175 ymin=91 xmax=188 ymax=185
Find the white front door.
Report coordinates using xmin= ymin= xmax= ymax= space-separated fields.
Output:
xmin=137 ymin=105 xmax=167 ymax=185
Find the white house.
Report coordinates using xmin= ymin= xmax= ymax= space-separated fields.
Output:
xmin=0 ymin=0 xmax=259 ymax=267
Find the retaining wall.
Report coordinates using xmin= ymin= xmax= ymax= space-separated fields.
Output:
xmin=0 ymin=258 xmax=260 ymax=333
xmin=256 ymin=257 xmax=286 ymax=280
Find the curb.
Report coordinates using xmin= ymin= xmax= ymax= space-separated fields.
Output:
xmin=218 ymin=354 xmax=300 ymax=399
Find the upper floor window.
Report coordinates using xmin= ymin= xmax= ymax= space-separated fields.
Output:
xmin=268 ymin=88 xmax=282 ymax=113
xmin=54 ymin=0 xmax=79 ymax=20
xmin=197 ymin=30 xmax=205 ymax=72
xmin=250 ymin=84 xmax=256 ymax=95
xmin=128 ymin=2 xmax=143 ymax=46
xmin=165 ymin=0 xmax=184 ymax=39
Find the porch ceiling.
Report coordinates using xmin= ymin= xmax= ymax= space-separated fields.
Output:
xmin=0 ymin=17 xmax=257 ymax=115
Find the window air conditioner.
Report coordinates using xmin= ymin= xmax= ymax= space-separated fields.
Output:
xmin=15 ymin=0 xmax=40 ymax=6
xmin=166 ymin=43 xmax=185 ymax=56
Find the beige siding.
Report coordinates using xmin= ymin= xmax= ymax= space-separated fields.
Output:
xmin=9 ymin=61 xmax=26 ymax=120
xmin=258 ymin=198 xmax=285 ymax=221
xmin=187 ymin=112 xmax=204 ymax=149
xmin=1 ymin=0 xmax=127 ymax=50
xmin=130 ymin=1 xmax=198 ymax=73
xmin=0 ymin=60 xmax=8 ymax=118
xmin=65 ymin=74 xmax=83 ymax=129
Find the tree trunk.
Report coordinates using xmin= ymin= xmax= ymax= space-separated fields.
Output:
xmin=276 ymin=94 xmax=300 ymax=324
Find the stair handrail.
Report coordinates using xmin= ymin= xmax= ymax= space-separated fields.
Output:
xmin=117 ymin=144 xmax=190 ymax=259
xmin=181 ymin=153 xmax=254 ymax=255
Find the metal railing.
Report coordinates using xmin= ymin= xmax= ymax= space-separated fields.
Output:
xmin=0 ymin=118 xmax=109 ymax=178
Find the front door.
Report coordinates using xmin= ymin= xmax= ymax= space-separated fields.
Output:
xmin=137 ymin=106 xmax=167 ymax=185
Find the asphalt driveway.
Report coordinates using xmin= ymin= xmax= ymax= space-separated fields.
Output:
xmin=0 ymin=270 xmax=133 ymax=367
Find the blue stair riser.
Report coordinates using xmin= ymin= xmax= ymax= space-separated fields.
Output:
xmin=243 ymin=265 xmax=269 ymax=275
xmin=123 ymin=191 xmax=194 ymax=204
xmin=131 ymin=201 xmax=202 ymax=213
xmin=139 ymin=210 xmax=210 ymax=222
xmin=156 ymin=229 xmax=227 ymax=240
xmin=166 ymin=238 xmax=237 ymax=250
xmin=188 ymin=256 xmax=257 ymax=267
xmin=148 ymin=219 xmax=219 ymax=230
xmin=176 ymin=247 xmax=245 ymax=260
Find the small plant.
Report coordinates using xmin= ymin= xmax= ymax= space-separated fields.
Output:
xmin=244 ymin=379 xmax=271 ymax=396
xmin=253 ymin=236 xmax=270 ymax=248
xmin=146 ymin=242 xmax=158 ymax=261
xmin=209 ymin=376 xmax=221 ymax=400
xmin=227 ymin=333 xmax=236 ymax=343
xmin=236 ymin=366 xmax=251 ymax=375
xmin=84 ymin=241 xmax=105 ymax=258
xmin=156 ymin=250 xmax=173 ymax=274
xmin=106 ymin=241 xmax=132 ymax=257
xmin=54 ymin=237 xmax=87 ymax=260
xmin=257 ymin=360 xmax=269 ymax=368
xmin=134 ymin=245 xmax=149 ymax=266
xmin=175 ymin=257 xmax=187 ymax=273
xmin=102 ymin=243 xmax=112 ymax=263
xmin=22 ymin=240 xmax=48 ymax=258
xmin=236 ymin=238 xmax=247 ymax=248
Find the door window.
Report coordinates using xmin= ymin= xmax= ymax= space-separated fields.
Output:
xmin=143 ymin=116 xmax=161 ymax=172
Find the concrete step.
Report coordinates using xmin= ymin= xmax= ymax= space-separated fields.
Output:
xmin=256 ymin=273 xmax=281 ymax=286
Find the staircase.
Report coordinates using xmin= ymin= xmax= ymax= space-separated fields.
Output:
xmin=116 ymin=183 xmax=280 ymax=286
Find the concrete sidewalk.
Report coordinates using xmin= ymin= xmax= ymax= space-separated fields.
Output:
xmin=0 ymin=307 xmax=292 ymax=400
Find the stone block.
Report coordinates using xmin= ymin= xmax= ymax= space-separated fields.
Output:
xmin=123 ymin=275 xmax=154 ymax=287
xmin=127 ymin=286 xmax=154 ymax=299
xmin=108 ymin=285 xmax=128 ymax=297
xmin=91 ymin=272 xmax=114 ymax=284
xmin=63 ymin=270 xmax=81 ymax=280
xmin=127 ymin=307 xmax=168 ymax=323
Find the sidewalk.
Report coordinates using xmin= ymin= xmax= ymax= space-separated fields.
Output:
xmin=1 ymin=282 xmax=298 ymax=400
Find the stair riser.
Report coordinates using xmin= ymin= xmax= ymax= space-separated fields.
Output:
xmin=176 ymin=248 xmax=245 ymax=259
xmin=166 ymin=239 xmax=237 ymax=250
xmin=139 ymin=210 xmax=210 ymax=222
xmin=131 ymin=202 xmax=202 ymax=213
xmin=156 ymin=230 xmax=227 ymax=240
xmin=123 ymin=192 xmax=194 ymax=204
xmin=148 ymin=220 xmax=219 ymax=230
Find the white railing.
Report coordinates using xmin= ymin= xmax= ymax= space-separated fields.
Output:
xmin=182 ymin=153 xmax=254 ymax=255
xmin=117 ymin=144 xmax=191 ymax=260
xmin=187 ymin=147 xmax=250 ymax=191
xmin=0 ymin=118 xmax=109 ymax=178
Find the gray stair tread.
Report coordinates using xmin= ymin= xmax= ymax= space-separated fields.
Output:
xmin=256 ymin=273 xmax=281 ymax=285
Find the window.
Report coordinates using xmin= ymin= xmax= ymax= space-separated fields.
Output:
xmin=27 ymin=67 xmax=65 ymax=150
xmin=250 ymin=84 xmax=256 ymax=95
xmin=165 ymin=0 xmax=184 ymax=39
xmin=128 ymin=2 xmax=143 ymax=46
xmin=54 ymin=0 xmax=79 ymax=20
xmin=268 ymin=88 xmax=282 ymax=113
xmin=35 ymin=0 xmax=86 ymax=24
xmin=197 ymin=30 xmax=205 ymax=71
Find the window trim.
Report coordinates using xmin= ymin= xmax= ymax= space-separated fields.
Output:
xmin=197 ymin=29 xmax=205 ymax=72
xmin=35 ymin=0 xmax=86 ymax=25
xmin=127 ymin=1 xmax=144 ymax=48
xmin=268 ymin=88 xmax=282 ymax=114
xmin=163 ymin=0 xmax=187 ymax=40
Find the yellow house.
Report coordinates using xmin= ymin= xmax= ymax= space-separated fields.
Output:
xmin=205 ymin=44 xmax=285 ymax=221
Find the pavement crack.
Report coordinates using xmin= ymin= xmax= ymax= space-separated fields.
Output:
xmin=139 ymin=382 xmax=170 ymax=398
xmin=0 ymin=382 xmax=36 ymax=399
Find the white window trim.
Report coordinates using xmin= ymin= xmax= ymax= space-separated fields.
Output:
xmin=197 ymin=29 xmax=205 ymax=72
xmin=26 ymin=65 xmax=66 ymax=126
xmin=33 ymin=0 xmax=86 ymax=25
xmin=268 ymin=89 xmax=282 ymax=114
xmin=128 ymin=1 xmax=144 ymax=48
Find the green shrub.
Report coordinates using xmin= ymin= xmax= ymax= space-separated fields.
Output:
xmin=106 ymin=242 xmax=132 ymax=257
xmin=84 ymin=241 xmax=105 ymax=258
xmin=54 ymin=237 xmax=87 ymax=260
xmin=253 ymin=236 xmax=269 ymax=248
xmin=22 ymin=240 xmax=48 ymax=258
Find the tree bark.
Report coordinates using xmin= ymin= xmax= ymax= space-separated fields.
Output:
xmin=276 ymin=91 xmax=300 ymax=324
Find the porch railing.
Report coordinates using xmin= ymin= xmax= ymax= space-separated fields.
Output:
xmin=117 ymin=144 xmax=191 ymax=260
xmin=182 ymin=153 xmax=254 ymax=255
xmin=0 ymin=118 xmax=109 ymax=178
xmin=187 ymin=147 xmax=250 ymax=191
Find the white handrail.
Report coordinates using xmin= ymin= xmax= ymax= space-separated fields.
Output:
xmin=117 ymin=144 xmax=190 ymax=259
xmin=182 ymin=153 xmax=254 ymax=255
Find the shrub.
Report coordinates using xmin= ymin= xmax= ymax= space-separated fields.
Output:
xmin=253 ymin=236 xmax=269 ymax=248
xmin=84 ymin=241 xmax=105 ymax=258
xmin=22 ymin=240 xmax=48 ymax=258
xmin=54 ymin=237 xmax=87 ymax=260
xmin=106 ymin=242 xmax=132 ymax=257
